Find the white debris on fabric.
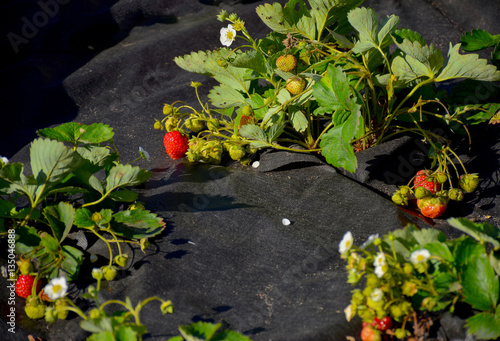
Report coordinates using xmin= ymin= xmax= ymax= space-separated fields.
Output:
xmin=252 ymin=161 xmax=260 ymax=168
xmin=188 ymin=240 xmax=196 ymax=245
xmin=282 ymin=218 xmax=291 ymax=226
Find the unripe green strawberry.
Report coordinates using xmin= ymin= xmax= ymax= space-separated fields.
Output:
xmin=276 ymin=55 xmax=297 ymax=72
xmin=201 ymin=140 xmax=223 ymax=164
xmin=19 ymin=259 xmax=34 ymax=275
xmin=228 ymin=144 xmax=246 ymax=161
xmin=163 ymin=104 xmax=174 ymax=115
xmin=154 ymin=120 xmax=163 ymax=130
xmin=399 ymin=185 xmax=411 ymax=196
xmin=242 ymin=105 xmax=254 ymax=116
xmin=207 ymin=118 xmax=219 ymax=132
xmin=286 ymin=76 xmax=306 ymax=95
xmin=128 ymin=202 xmax=145 ymax=210
xmin=459 ymin=173 xmax=479 ymax=192
xmin=448 ymin=188 xmax=464 ymax=201
xmin=114 ymin=254 xmax=129 ymax=267
xmin=55 ymin=299 xmax=69 ymax=320
xmin=45 ymin=307 xmax=57 ymax=323
xmin=414 ymin=187 xmax=431 ymax=199
xmin=25 ymin=295 xmax=46 ymax=319
xmin=89 ymin=308 xmax=102 ymax=319
xmin=164 ymin=117 xmax=178 ymax=132
xmin=185 ymin=117 xmax=205 ymax=133
xmin=435 ymin=172 xmax=448 ymax=184
xmin=102 ymin=265 xmax=118 ymax=281
xmin=391 ymin=191 xmax=407 ymax=206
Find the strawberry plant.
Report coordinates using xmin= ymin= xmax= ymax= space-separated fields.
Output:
xmin=153 ymin=0 xmax=500 ymax=190
xmin=340 ymin=218 xmax=500 ymax=340
xmin=0 ymin=122 xmax=165 ymax=324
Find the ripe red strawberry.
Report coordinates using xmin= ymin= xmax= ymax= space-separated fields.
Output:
xmin=163 ymin=131 xmax=189 ymax=160
xmin=376 ymin=316 xmax=393 ymax=331
xmin=276 ymin=55 xmax=297 ymax=72
xmin=15 ymin=274 xmax=42 ymax=299
xmin=414 ymin=169 xmax=440 ymax=194
xmin=286 ymin=76 xmax=306 ymax=95
xmin=417 ymin=196 xmax=448 ymax=219
xmin=361 ymin=325 xmax=382 ymax=341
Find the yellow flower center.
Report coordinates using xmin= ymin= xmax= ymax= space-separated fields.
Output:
xmin=416 ymin=255 xmax=425 ymax=262
xmin=53 ymin=284 xmax=61 ymax=293
xmin=226 ymin=31 xmax=234 ymax=41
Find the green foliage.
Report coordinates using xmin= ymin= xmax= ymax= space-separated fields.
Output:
xmin=159 ymin=0 xmax=500 ymax=175
xmin=0 ymin=122 xmax=163 ymax=283
xmin=341 ymin=218 xmax=500 ymax=340
xmin=169 ymin=321 xmax=252 ymax=341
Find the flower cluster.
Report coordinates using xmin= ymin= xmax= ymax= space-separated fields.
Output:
xmin=339 ymin=226 xmax=453 ymax=339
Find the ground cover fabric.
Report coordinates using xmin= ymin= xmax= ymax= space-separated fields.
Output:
xmin=1 ymin=0 xmax=499 ymax=340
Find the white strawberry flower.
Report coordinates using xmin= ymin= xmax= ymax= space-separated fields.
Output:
xmin=44 ymin=276 xmax=68 ymax=300
xmin=339 ymin=231 xmax=353 ymax=254
xmin=410 ymin=249 xmax=431 ymax=264
xmin=139 ymin=147 xmax=150 ymax=161
xmin=371 ymin=288 xmax=383 ymax=302
xmin=373 ymin=252 xmax=386 ymax=267
xmin=1 ymin=156 xmax=8 ymax=165
xmin=220 ymin=24 xmax=236 ymax=47
xmin=374 ymin=265 xmax=385 ymax=278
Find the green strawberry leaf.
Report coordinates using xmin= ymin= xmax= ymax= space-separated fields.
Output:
xmin=37 ymin=122 xmax=86 ymax=144
xmin=179 ymin=322 xmax=222 ymax=341
xmin=424 ymin=242 xmax=454 ymax=263
xmin=60 ymin=245 xmax=83 ymax=282
xmin=412 ymin=228 xmax=446 ymax=246
xmin=348 ymin=7 xmax=378 ymax=48
xmin=448 ymin=217 xmax=500 ymax=249
xmin=289 ymin=108 xmax=308 ymax=133
xmin=239 ymin=124 xmax=270 ymax=148
xmin=230 ymin=50 xmax=268 ymax=75
xmin=211 ymin=330 xmax=252 ymax=341
xmin=312 ymin=64 xmax=355 ymax=112
xmin=393 ymin=28 xmax=426 ymax=46
xmin=208 ymin=84 xmax=246 ymax=109
xmin=111 ymin=208 xmax=165 ymax=239
xmin=31 ymin=138 xmax=84 ymax=186
xmin=42 ymin=202 xmax=75 ymax=242
xmin=74 ymin=208 xmax=94 ymax=228
xmin=175 ymin=49 xmax=250 ymax=92
xmin=436 ymin=44 xmax=500 ymax=82
xmin=108 ymin=189 xmax=138 ymax=202
xmin=105 ymin=164 xmax=151 ymax=194
xmin=76 ymin=145 xmax=118 ymax=171
xmin=455 ymin=239 xmax=499 ymax=312
xmin=391 ymin=39 xmax=443 ymax=82
xmin=461 ymin=29 xmax=500 ymax=52
xmin=80 ymin=123 xmax=114 ymax=144
xmin=319 ymin=106 xmax=361 ymax=172
xmin=267 ymin=122 xmax=286 ymax=142
xmin=244 ymin=94 xmax=267 ymax=120
xmin=15 ymin=225 xmax=41 ymax=254
xmin=466 ymin=311 xmax=500 ymax=340
xmin=347 ymin=7 xmax=399 ymax=54
xmin=309 ymin=0 xmax=364 ymax=39
xmin=256 ymin=0 xmax=316 ymax=40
